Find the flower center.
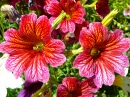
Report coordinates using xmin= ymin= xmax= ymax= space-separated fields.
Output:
xmin=33 ymin=42 xmax=44 ymax=51
xmin=90 ymin=48 xmax=100 ymax=58
xmin=65 ymin=14 xmax=71 ymax=20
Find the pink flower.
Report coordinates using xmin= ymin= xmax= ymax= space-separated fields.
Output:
xmin=73 ymin=22 xmax=130 ymax=88
xmin=96 ymin=0 xmax=110 ymax=18
xmin=0 ymin=14 xmax=66 ymax=83
xmin=46 ymin=0 xmax=86 ymax=33
xmin=123 ymin=6 xmax=130 ymax=16
xmin=56 ymin=77 xmax=98 ymax=97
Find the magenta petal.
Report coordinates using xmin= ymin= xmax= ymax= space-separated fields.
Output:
xmin=46 ymin=2 xmax=61 ymax=16
xmin=24 ymin=53 xmax=50 ymax=83
xmin=94 ymin=59 xmax=115 ymax=88
xmin=79 ymin=27 xmax=95 ymax=48
xmin=102 ymin=51 xmax=129 ymax=76
xmin=45 ymin=53 xmax=66 ymax=67
xmin=105 ymin=29 xmax=130 ymax=52
xmin=73 ymin=52 xmax=94 ymax=78
xmin=60 ymin=20 xmax=75 ymax=33
xmin=5 ymin=51 xmax=33 ymax=79
xmin=56 ymin=84 xmax=68 ymax=97
xmin=44 ymin=39 xmax=66 ymax=67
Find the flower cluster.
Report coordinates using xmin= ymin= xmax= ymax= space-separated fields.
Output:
xmin=0 ymin=0 xmax=130 ymax=97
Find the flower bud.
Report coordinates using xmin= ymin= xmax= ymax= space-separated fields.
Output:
xmin=1 ymin=4 xmax=21 ymax=23
xmin=102 ymin=9 xmax=118 ymax=26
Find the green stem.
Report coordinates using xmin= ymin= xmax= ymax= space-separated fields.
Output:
xmin=52 ymin=10 xmax=66 ymax=30
xmin=65 ymin=47 xmax=83 ymax=56
xmin=83 ymin=1 xmax=97 ymax=8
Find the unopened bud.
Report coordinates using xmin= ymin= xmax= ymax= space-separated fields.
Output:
xmin=1 ymin=4 xmax=21 ymax=23
xmin=102 ymin=9 xmax=118 ymax=27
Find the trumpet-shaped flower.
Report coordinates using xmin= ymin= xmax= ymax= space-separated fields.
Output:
xmin=73 ymin=22 xmax=130 ymax=88
xmin=0 ymin=54 xmax=23 ymax=97
xmin=46 ymin=0 xmax=86 ymax=33
xmin=56 ymin=77 xmax=98 ymax=97
xmin=0 ymin=14 xmax=66 ymax=83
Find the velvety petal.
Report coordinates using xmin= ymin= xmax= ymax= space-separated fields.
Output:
xmin=46 ymin=2 xmax=62 ymax=16
xmin=45 ymin=52 xmax=66 ymax=67
xmin=18 ymin=81 xmax=43 ymax=97
xmin=60 ymin=20 xmax=75 ymax=33
xmin=79 ymin=27 xmax=95 ymax=48
xmin=36 ymin=15 xmax=52 ymax=40
xmin=56 ymin=84 xmax=69 ymax=97
xmin=5 ymin=51 xmax=33 ymax=79
xmin=62 ymin=77 xmax=79 ymax=91
xmin=24 ymin=53 xmax=50 ymax=82
xmin=94 ymin=58 xmax=115 ymax=88
xmin=44 ymin=39 xmax=66 ymax=67
xmin=96 ymin=0 xmax=110 ymax=18
xmin=105 ymin=29 xmax=130 ymax=52
xmin=72 ymin=7 xmax=85 ymax=24
xmin=81 ymin=78 xmax=99 ymax=96
xmin=88 ymin=22 xmax=109 ymax=44
xmin=79 ymin=22 xmax=109 ymax=48
xmin=44 ymin=39 xmax=65 ymax=53
xmin=19 ymin=14 xmax=37 ymax=38
xmin=4 ymin=28 xmax=37 ymax=44
xmin=73 ymin=51 xmax=94 ymax=78
xmin=101 ymin=51 xmax=129 ymax=76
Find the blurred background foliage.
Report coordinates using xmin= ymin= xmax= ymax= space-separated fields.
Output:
xmin=0 ymin=0 xmax=130 ymax=97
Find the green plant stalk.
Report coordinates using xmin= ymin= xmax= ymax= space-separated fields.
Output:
xmin=65 ymin=47 xmax=83 ymax=56
xmin=52 ymin=10 xmax=66 ymax=30
xmin=83 ymin=1 xmax=97 ymax=8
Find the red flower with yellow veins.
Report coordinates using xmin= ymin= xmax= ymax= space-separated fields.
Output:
xmin=46 ymin=0 xmax=86 ymax=33
xmin=0 ymin=14 xmax=66 ymax=83
xmin=73 ymin=22 xmax=130 ymax=88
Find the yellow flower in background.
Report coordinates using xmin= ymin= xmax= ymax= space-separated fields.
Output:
xmin=113 ymin=68 xmax=130 ymax=95
xmin=0 ymin=54 xmax=24 ymax=97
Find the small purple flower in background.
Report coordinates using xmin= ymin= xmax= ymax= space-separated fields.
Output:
xmin=56 ymin=77 xmax=98 ymax=97
xmin=0 ymin=13 xmax=66 ymax=83
xmin=123 ymin=6 xmax=130 ymax=16
xmin=73 ymin=22 xmax=130 ymax=88
xmin=18 ymin=81 xmax=43 ymax=97
xmin=46 ymin=0 xmax=86 ymax=33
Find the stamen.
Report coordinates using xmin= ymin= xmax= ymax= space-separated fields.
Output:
xmin=90 ymin=48 xmax=100 ymax=58
xmin=33 ymin=42 xmax=44 ymax=51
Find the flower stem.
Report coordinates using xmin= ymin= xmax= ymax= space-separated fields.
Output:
xmin=83 ymin=1 xmax=97 ymax=8
xmin=52 ymin=10 xmax=66 ymax=30
xmin=65 ymin=47 xmax=83 ymax=56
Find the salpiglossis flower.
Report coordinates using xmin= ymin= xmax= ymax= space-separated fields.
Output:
xmin=46 ymin=0 xmax=86 ymax=33
xmin=73 ymin=22 xmax=130 ymax=88
xmin=0 ymin=13 xmax=66 ymax=83
xmin=96 ymin=0 xmax=110 ymax=18
xmin=56 ymin=77 xmax=98 ymax=97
